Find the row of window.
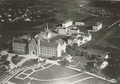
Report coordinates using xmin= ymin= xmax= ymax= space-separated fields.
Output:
xmin=14 ymin=46 xmax=25 ymax=49
xmin=41 ymin=47 xmax=56 ymax=51
xmin=40 ymin=53 xmax=56 ymax=57
xmin=14 ymin=43 xmax=26 ymax=46
xmin=14 ymin=49 xmax=25 ymax=53
xmin=40 ymin=50 xmax=56 ymax=56
xmin=40 ymin=49 xmax=56 ymax=53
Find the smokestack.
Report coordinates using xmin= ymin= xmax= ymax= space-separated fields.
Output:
xmin=47 ymin=23 xmax=48 ymax=30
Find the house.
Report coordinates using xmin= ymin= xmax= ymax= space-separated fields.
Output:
xmin=82 ymin=33 xmax=92 ymax=42
xmin=92 ymin=22 xmax=102 ymax=32
xmin=94 ymin=60 xmax=108 ymax=70
xmin=78 ymin=37 xmax=85 ymax=45
xmin=67 ymin=32 xmax=92 ymax=46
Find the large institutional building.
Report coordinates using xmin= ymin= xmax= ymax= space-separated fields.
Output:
xmin=12 ymin=27 xmax=66 ymax=57
xmin=12 ymin=19 xmax=95 ymax=57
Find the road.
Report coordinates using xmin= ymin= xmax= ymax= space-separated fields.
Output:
xmin=86 ymin=18 xmax=118 ymax=47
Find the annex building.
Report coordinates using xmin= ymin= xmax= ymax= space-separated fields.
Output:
xmin=57 ymin=20 xmax=80 ymax=35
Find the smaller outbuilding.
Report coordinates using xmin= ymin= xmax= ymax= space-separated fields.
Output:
xmin=92 ymin=22 xmax=102 ymax=32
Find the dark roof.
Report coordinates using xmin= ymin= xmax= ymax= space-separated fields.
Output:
xmin=55 ymin=39 xmax=65 ymax=46
xmin=50 ymin=35 xmax=61 ymax=42
xmin=94 ymin=22 xmax=102 ymax=26
xmin=71 ymin=33 xmax=77 ymax=38
xmin=68 ymin=37 xmax=74 ymax=40
xmin=49 ymin=35 xmax=65 ymax=45
xmin=40 ymin=41 xmax=58 ymax=48
xmin=14 ymin=37 xmax=28 ymax=44
xmin=78 ymin=37 xmax=84 ymax=40
xmin=20 ymin=34 xmax=31 ymax=40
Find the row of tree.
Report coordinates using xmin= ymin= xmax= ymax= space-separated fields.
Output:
xmin=66 ymin=43 xmax=101 ymax=60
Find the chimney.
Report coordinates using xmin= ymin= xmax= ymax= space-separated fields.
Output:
xmin=47 ymin=23 xmax=48 ymax=30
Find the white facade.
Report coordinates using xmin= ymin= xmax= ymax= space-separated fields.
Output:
xmin=58 ymin=28 xmax=67 ymax=34
xmin=92 ymin=22 xmax=102 ymax=31
xmin=57 ymin=42 xmax=66 ymax=57
xmin=75 ymin=22 xmax=84 ymax=26
xmin=58 ymin=28 xmax=79 ymax=35
xmin=83 ymin=34 xmax=92 ymax=42
xmin=100 ymin=61 xmax=108 ymax=69
xmin=62 ymin=20 xmax=73 ymax=28
xmin=68 ymin=33 xmax=92 ymax=46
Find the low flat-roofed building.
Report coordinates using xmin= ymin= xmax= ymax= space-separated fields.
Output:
xmin=57 ymin=25 xmax=79 ymax=35
xmin=62 ymin=20 xmax=73 ymax=28
xmin=92 ymin=22 xmax=102 ymax=31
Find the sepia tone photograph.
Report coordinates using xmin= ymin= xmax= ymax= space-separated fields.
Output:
xmin=0 ymin=0 xmax=120 ymax=84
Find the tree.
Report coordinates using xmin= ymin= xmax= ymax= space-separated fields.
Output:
xmin=80 ymin=51 xmax=84 ymax=57
xmin=82 ymin=45 xmax=87 ymax=49
xmin=70 ymin=50 xmax=75 ymax=56
xmin=102 ymin=52 xmax=120 ymax=80
xmin=12 ymin=54 xmax=18 ymax=58
xmin=66 ymin=46 xmax=72 ymax=54
xmin=72 ymin=43 xmax=78 ymax=51
xmin=91 ymin=54 xmax=96 ymax=60
xmin=4 ymin=61 xmax=10 ymax=65
xmin=84 ymin=52 xmax=88 ymax=58
xmin=75 ymin=50 xmax=81 ymax=56
xmin=59 ymin=59 xmax=69 ymax=67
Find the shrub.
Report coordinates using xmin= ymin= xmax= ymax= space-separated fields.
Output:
xmin=12 ymin=55 xmax=18 ymax=58
xmin=4 ymin=61 xmax=10 ymax=65
xmin=48 ymin=56 xmax=58 ymax=60
xmin=80 ymin=51 xmax=84 ymax=56
xmin=75 ymin=50 xmax=81 ymax=56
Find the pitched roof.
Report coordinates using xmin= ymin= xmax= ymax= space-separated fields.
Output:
xmin=71 ymin=33 xmax=77 ymax=38
xmin=55 ymin=39 xmax=65 ymax=46
xmin=82 ymin=33 xmax=91 ymax=37
xmin=37 ymin=30 xmax=57 ymax=41
xmin=13 ymin=37 xmax=28 ymax=44
xmin=78 ymin=37 xmax=84 ymax=40
xmin=20 ymin=34 xmax=31 ymax=40
xmin=49 ymin=35 xmax=65 ymax=45
xmin=40 ymin=41 xmax=58 ymax=48
xmin=28 ymin=37 xmax=37 ymax=46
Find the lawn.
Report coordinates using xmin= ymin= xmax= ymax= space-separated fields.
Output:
xmin=74 ymin=78 xmax=111 ymax=84
xmin=9 ymin=64 xmax=111 ymax=84
xmin=12 ymin=56 xmax=25 ymax=65
xmin=30 ymin=65 xmax=81 ymax=79
xmin=72 ymin=56 xmax=92 ymax=69
xmin=24 ymin=69 xmax=33 ymax=74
